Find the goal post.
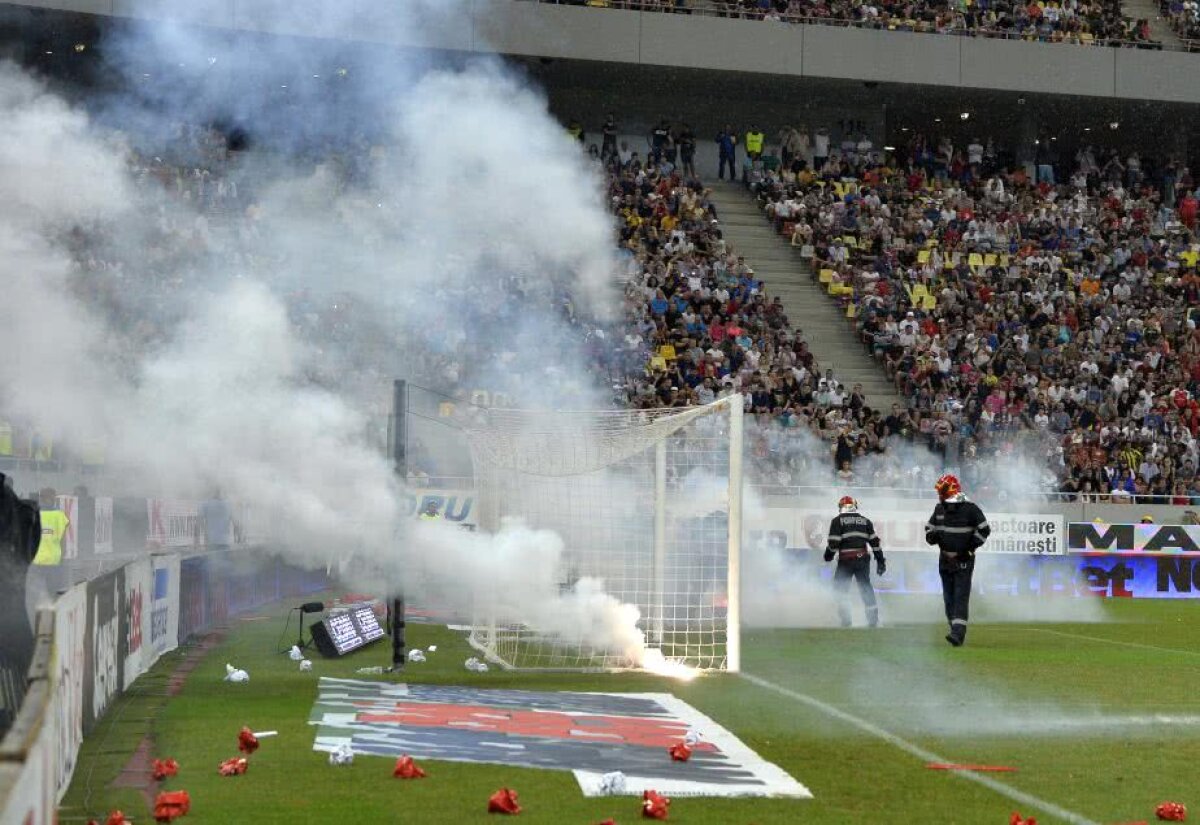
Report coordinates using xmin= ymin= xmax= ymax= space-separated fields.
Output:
xmin=464 ymin=395 xmax=744 ymax=672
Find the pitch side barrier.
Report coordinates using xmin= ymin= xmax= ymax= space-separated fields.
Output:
xmin=0 ymin=539 xmax=329 ymax=824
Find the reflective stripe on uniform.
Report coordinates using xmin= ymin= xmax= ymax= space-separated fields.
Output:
xmin=936 ymin=525 xmax=976 ymax=534
xmin=839 ymin=531 xmax=874 ymax=540
xmin=977 ymin=521 xmax=991 ymax=531
xmin=828 ymin=535 xmax=842 ymax=544
xmin=951 ymin=618 xmax=968 ymax=626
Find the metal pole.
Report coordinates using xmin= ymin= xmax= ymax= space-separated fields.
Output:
xmin=652 ymin=440 xmax=667 ymax=645
xmin=726 ymin=394 xmax=743 ymax=673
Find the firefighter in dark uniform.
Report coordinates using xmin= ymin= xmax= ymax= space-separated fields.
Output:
xmin=824 ymin=496 xmax=886 ymax=628
xmin=925 ymin=473 xmax=991 ymax=647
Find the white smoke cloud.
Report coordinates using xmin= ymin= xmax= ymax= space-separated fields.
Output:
xmin=0 ymin=8 xmax=636 ymax=659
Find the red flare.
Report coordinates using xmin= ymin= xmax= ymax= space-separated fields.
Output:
xmin=153 ymin=790 xmax=191 ymax=822
xmin=668 ymin=742 xmax=692 ymax=762
xmin=1157 ymin=802 xmax=1188 ymax=822
xmin=393 ymin=755 xmax=427 ymax=779
xmin=218 ymin=757 xmax=248 ymax=776
xmin=642 ymin=790 xmax=671 ymax=820
xmin=237 ymin=726 xmax=259 ymax=754
xmin=1010 ymin=813 xmax=1037 ymax=825
xmin=488 ymin=788 xmax=522 ymax=815
xmin=104 ymin=811 xmax=129 ymax=825
xmin=152 ymin=758 xmax=179 ymax=781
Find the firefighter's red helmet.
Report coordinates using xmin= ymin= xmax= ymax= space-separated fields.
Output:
xmin=838 ymin=495 xmax=858 ymax=513
xmin=935 ymin=474 xmax=962 ymax=501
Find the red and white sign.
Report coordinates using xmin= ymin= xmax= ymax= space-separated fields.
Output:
xmin=147 ymin=499 xmax=200 ymax=549
xmin=94 ymin=497 xmax=113 ymax=555
xmin=55 ymin=495 xmax=78 ymax=560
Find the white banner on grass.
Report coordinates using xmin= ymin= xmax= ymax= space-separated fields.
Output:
xmin=122 ymin=558 xmax=153 ymax=689
xmin=750 ymin=507 xmax=1065 ymax=556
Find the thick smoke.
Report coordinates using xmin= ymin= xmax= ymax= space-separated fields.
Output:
xmin=737 ymin=423 xmax=1106 ymax=626
xmin=0 ymin=7 xmax=637 ymax=656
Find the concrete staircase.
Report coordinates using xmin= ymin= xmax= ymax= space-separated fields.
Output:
xmin=707 ymin=183 xmax=905 ymax=412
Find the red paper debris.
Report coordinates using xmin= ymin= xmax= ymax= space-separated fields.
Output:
xmin=237 ymin=726 xmax=259 ymax=754
xmin=218 ymin=757 xmax=249 ymax=776
xmin=152 ymin=758 xmax=179 ymax=781
xmin=597 ymin=820 xmax=617 ymax=825
xmin=1010 ymin=813 xmax=1037 ymax=825
xmin=927 ymin=763 xmax=1017 ymax=773
xmin=153 ymin=790 xmax=191 ymax=822
xmin=104 ymin=811 xmax=130 ymax=825
xmin=393 ymin=755 xmax=427 ymax=779
xmin=642 ymin=790 xmax=671 ymax=820
xmin=488 ymin=787 xmax=522 ymax=815
xmin=668 ymin=742 xmax=692 ymax=762
xmin=1157 ymin=802 xmax=1188 ymax=822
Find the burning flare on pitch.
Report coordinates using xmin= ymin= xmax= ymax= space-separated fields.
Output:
xmin=638 ymin=647 xmax=700 ymax=682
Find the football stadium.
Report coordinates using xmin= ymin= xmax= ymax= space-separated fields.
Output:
xmin=2 ymin=1 xmax=1200 ymax=823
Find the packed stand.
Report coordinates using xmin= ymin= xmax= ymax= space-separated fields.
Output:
xmin=541 ymin=0 xmax=1160 ymax=47
xmin=598 ymin=118 xmax=959 ymax=495
xmin=748 ymin=127 xmax=1200 ymax=504
xmin=1162 ymin=0 xmax=1200 ymax=46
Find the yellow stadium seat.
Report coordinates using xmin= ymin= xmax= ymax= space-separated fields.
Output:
xmin=968 ymin=253 xmax=984 ymax=268
xmin=846 ymin=303 xmax=858 ymax=319
xmin=917 ymin=250 xmax=931 ymax=264
xmin=843 ymin=235 xmax=858 ymax=247
xmin=984 ymin=253 xmax=998 ymax=267
xmin=819 ymin=269 xmax=835 ymax=284
xmin=1000 ymin=254 xmax=1010 ymax=266
xmin=659 ymin=344 xmax=677 ymax=361
xmin=912 ymin=283 xmax=929 ymax=300
xmin=922 ymin=294 xmax=937 ymax=310
xmin=648 ymin=355 xmax=667 ymax=372
xmin=1180 ymin=250 xmax=1199 ymax=267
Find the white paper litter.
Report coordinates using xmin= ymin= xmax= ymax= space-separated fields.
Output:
xmin=224 ymin=663 xmax=249 ymax=683
xmin=684 ymin=728 xmax=703 ymax=747
xmin=464 ymin=657 xmax=489 ymax=672
xmin=427 ymin=645 xmax=437 ymax=652
xmin=599 ymin=771 xmax=627 ymax=795
xmin=329 ymin=743 xmax=354 ymax=766
xmin=408 ymin=649 xmax=426 ymax=663
xmin=299 ymin=659 xmax=313 ymax=672
xmin=288 ymin=645 xmax=303 ymax=661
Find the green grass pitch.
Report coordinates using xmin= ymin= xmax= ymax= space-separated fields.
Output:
xmin=61 ymin=596 xmax=1200 ymax=824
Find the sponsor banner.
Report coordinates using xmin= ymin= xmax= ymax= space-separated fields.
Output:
xmin=310 ymin=678 xmax=809 ymax=799
xmin=401 ymin=488 xmax=476 ymax=528
xmin=751 ymin=507 xmax=1065 ymax=556
xmin=150 ymin=555 xmax=180 ymax=658
xmin=53 ymin=584 xmax=87 ymax=801
xmin=1068 ymin=522 xmax=1200 ymax=555
xmin=82 ymin=567 xmax=125 ymax=733
xmin=94 ymin=497 xmax=113 ymax=555
xmin=121 ymin=559 xmax=153 ymax=689
xmin=56 ymin=495 xmax=79 ymax=560
xmin=147 ymin=499 xmax=200 ymax=549
xmin=0 ymin=710 xmax=55 ymax=825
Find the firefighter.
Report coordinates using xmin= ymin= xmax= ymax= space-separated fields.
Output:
xmin=925 ymin=474 xmax=991 ymax=647
xmin=823 ymin=496 xmax=886 ymax=628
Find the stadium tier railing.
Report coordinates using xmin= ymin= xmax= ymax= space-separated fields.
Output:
xmin=529 ymin=0 xmax=1170 ymax=51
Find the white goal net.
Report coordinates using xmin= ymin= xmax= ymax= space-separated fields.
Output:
xmin=464 ymin=395 xmax=743 ymax=672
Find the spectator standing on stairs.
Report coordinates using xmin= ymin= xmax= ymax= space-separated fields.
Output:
xmin=813 ymin=127 xmax=830 ymax=171
xmin=716 ymin=125 xmax=738 ymax=181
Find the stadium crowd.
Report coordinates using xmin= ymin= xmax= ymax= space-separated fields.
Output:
xmin=543 ymin=0 xmax=1161 ymax=48
xmin=9 ymin=106 xmax=1200 ymax=506
xmin=740 ymin=126 xmax=1200 ymax=504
